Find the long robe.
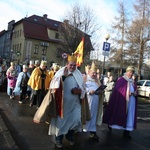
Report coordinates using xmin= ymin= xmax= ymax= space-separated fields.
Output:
xmin=49 ymin=75 xmax=82 ymax=136
xmin=28 ymin=67 xmax=51 ymax=91
xmin=83 ymin=75 xmax=100 ymax=132
xmin=103 ymin=76 xmax=137 ymax=130
xmin=13 ymin=71 xmax=30 ymax=95
xmin=104 ymin=81 xmax=115 ymax=103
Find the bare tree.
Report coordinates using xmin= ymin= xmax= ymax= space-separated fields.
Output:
xmin=128 ymin=0 xmax=150 ymax=80
xmin=109 ymin=0 xmax=130 ymax=76
xmin=58 ymin=2 xmax=101 ymax=65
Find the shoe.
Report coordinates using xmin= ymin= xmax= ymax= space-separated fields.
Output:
xmin=69 ymin=140 xmax=75 ymax=146
xmin=56 ymin=141 xmax=63 ymax=148
xmin=123 ymin=130 xmax=132 ymax=139
xmin=10 ymin=96 xmax=13 ymax=99
xmin=19 ymin=101 xmax=23 ymax=104
xmin=25 ymin=96 xmax=29 ymax=99
xmin=89 ymin=133 xmax=99 ymax=141
xmin=108 ymin=126 xmax=112 ymax=133
xmin=29 ymin=103 xmax=33 ymax=107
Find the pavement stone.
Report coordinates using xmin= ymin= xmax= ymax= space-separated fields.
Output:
xmin=0 ymin=110 xmax=19 ymax=150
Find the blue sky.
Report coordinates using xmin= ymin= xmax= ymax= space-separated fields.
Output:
xmin=0 ymin=0 xmax=134 ymax=32
xmin=0 ymin=0 xmax=135 ymax=57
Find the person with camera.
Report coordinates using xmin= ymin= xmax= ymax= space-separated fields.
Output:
xmin=48 ymin=54 xmax=86 ymax=148
xmin=28 ymin=60 xmax=51 ymax=108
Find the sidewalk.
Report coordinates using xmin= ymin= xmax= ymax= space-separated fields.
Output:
xmin=0 ymin=108 xmax=19 ymax=150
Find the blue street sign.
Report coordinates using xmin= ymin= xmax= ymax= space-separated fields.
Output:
xmin=103 ymin=42 xmax=110 ymax=52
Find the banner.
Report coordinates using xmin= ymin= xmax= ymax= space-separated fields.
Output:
xmin=74 ymin=37 xmax=84 ymax=66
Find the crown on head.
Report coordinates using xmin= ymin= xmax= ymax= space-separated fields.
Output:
xmin=67 ymin=54 xmax=77 ymax=62
xmin=40 ymin=60 xmax=47 ymax=66
xmin=90 ymin=61 xmax=97 ymax=72
xmin=85 ymin=65 xmax=90 ymax=74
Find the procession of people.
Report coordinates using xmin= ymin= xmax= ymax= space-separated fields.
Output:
xmin=0 ymin=56 xmax=138 ymax=148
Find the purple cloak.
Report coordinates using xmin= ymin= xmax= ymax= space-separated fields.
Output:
xmin=103 ymin=77 xmax=137 ymax=129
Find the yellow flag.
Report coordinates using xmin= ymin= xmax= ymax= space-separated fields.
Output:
xmin=74 ymin=37 xmax=84 ymax=66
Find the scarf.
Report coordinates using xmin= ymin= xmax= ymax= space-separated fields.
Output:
xmin=50 ymin=66 xmax=85 ymax=99
xmin=123 ymin=74 xmax=134 ymax=101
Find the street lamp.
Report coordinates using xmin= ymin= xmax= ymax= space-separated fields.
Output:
xmin=102 ymin=33 xmax=110 ymax=75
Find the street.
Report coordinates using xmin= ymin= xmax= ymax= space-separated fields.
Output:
xmin=0 ymin=92 xmax=150 ymax=150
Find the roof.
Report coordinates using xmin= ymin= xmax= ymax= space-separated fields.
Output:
xmin=13 ymin=14 xmax=62 ymax=42
xmin=0 ymin=30 xmax=6 ymax=37
xmin=13 ymin=14 xmax=93 ymax=47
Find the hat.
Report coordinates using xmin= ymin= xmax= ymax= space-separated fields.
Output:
xmin=23 ymin=65 xmax=28 ymax=69
xmin=52 ymin=63 xmax=57 ymax=67
xmin=30 ymin=60 xmax=34 ymax=65
xmin=35 ymin=60 xmax=39 ymax=65
xmin=97 ymin=69 xmax=100 ymax=73
xmin=90 ymin=61 xmax=97 ymax=72
xmin=40 ymin=60 xmax=47 ymax=66
xmin=10 ymin=62 xmax=14 ymax=65
xmin=126 ymin=66 xmax=135 ymax=72
xmin=85 ymin=65 xmax=90 ymax=74
xmin=68 ymin=54 xmax=77 ymax=62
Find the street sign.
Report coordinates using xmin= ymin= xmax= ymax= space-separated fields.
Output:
xmin=90 ymin=51 xmax=97 ymax=60
xmin=102 ymin=51 xmax=109 ymax=57
xmin=62 ymin=53 xmax=68 ymax=59
xmin=103 ymin=42 xmax=110 ymax=52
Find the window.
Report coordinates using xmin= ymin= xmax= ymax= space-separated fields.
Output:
xmin=42 ymin=47 xmax=47 ymax=55
xmin=20 ymin=29 xmax=22 ymax=36
xmin=19 ymin=43 xmax=22 ymax=51
xmin=34 ymin=45 xmax=39 ymax=54
xmin=55 ymin=33 xmax=59 ymax=39
xmin=17 ymin=30 xmax=19 ymax=37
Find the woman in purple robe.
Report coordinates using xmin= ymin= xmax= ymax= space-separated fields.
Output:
xmin=103 ymin=66 xmax=138 ymax=139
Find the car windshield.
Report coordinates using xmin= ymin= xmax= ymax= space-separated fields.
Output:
xmin=137 ymin=81 xmax=145 ymax=86
xmin=145 ymin=81 xmax=150 ymax=86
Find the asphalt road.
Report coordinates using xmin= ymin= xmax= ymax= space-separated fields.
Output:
xmin=0 ymin=92 xmax=150 ymax=150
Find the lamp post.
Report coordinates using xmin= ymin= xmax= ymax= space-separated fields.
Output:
xmin=102 ymin=33 xmax=110 ymax=75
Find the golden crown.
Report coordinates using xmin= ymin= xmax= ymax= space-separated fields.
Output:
xmin=85 ymin=65 xmax=90 ymax=74
xmin=90 ymin=61 xmax=97 ymax=72
xmin=68 ymin=54 xmax=77 ymax=62
xmin=40 ymin=60 xmax=47 ymax=66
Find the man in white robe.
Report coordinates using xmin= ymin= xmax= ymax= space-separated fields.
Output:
xmin=48 ymin=55 xmax=85 ymax=148
xmin=83 ymin=61 xmax=103 ymax=141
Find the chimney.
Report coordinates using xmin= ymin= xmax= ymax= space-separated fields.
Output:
xmin=43 ymin=14 xmax=47 ymax=21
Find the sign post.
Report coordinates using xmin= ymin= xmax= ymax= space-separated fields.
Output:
xmin=102 ymin=41 xmax=111 ymax=75
xmin=62 ymin=53 xmax=67 ymax=66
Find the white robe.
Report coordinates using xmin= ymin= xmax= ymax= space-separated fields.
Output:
xmin=83 ymin=75 xmax=100 ymax=132
xmin=48 ymin=66 xmax=84 ymax=136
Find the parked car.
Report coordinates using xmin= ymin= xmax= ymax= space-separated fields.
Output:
xmin=137 ymin=80 xmax=150 ymax=99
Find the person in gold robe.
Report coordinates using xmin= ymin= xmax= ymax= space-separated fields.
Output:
xmin=28 ymin=60 xmax=51 ymax=108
